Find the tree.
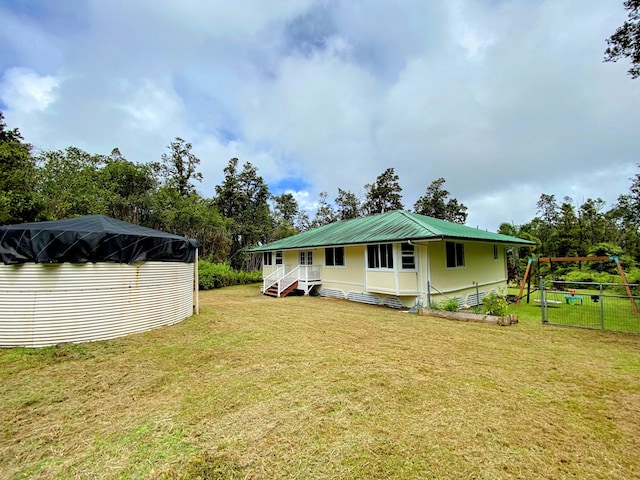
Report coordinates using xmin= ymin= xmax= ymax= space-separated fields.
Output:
xmin=146 ymin=187 xmax=230 ymax=262
xmin=214 ymin=158 xmax=271 ymax=270
xmin=610 ymin=167 xmax=640 ymax=261
xmin=0 ymin=112 xmax=40 ymax=224
xmin=604 ymin=0 xmax=640 ymax=79
xmin=37 ymin=147 xmax=106 ymax=219
xmin=533 ymin=193 xmax=561 ymax=257
xmin=362 ymin=168 xmax=404 ymax=215
xmin=151 ymin=137 xmax=202 ymax=197
xmin=556 ymin=197 xmax=580 ymax=257
xmin=99 ymin=148 xmax=156 ymax=224
xmin=498 ymin=222 xmax=539 ymax=282
xmin=335 ymin=188 xmax=361 ymax=220
xmin=413 ymin=177 xmax=468 ymax=224
xmin=577 ymin=198 xmax=609 ymax=254
xmin=272 ymin=193 xmax=298 ymax=226
xmin=271 ymin=193 xmax=300 ymax=240
xmin=311 ymin=191 xmax=336 ymax=228
xmin=295 ymin=210 xmax=311 ymax=232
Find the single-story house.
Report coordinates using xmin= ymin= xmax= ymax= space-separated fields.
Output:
xmin=250 ymin=210 xmax=534 ymax=309
xmin=0 ymin=215 xmax=200 ymax=347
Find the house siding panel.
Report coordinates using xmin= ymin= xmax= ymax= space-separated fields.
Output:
xmin=320 ymin=246 xmax=364 ymax=286
xmin=397 ymin=271 xmax=420 ymax=295
xmin=366 ymin=270 xmax=396 ymax=294
xmin=426 ymin=241 xmax=507 ymax=305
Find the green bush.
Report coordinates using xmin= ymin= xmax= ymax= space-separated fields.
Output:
xmin=198 ymin=260 xmax=262 ymax=290
xmin=440 ymin=298 xmax=460 ymax=312
xmin=563 ymin=270 xmax=619 ymax=285
xmin=624 ymin=267 xmax=640 ymax=285
xmin=483 ymin=292 xmax=508 ymax=317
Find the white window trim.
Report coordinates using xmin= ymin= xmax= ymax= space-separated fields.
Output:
xmin=367 ymin=243 xmax=394 ymax=270
xmin=299 ymin=250 xmax=313 ymax=265
xmin=400 ymin=242 xmax=416 ymax=271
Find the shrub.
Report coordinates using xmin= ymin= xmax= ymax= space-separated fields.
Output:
xmin=198 ymin=260 xmax=262 ymax=290
xmin=483 ymin=292 xmax=508 ymax=317
xmin=623 ymin=267 xmax=640 ymax=285
xmin=440 ymin=298 xmax=460 ymax=312
xmin=563 ymin=270 xmax=618 ymax=285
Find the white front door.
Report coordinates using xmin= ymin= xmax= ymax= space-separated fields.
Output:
xmin=299 ymin=250 xmax=313 ymax=265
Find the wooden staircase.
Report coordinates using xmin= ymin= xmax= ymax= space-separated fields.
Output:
xmin=264 ymin=281 xmax=299 ymax=298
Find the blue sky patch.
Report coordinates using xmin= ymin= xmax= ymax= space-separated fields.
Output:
xmin=272 ymin=176 xmax=311 ymax=194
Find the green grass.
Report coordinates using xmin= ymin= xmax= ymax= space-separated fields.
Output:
xmin=509 ymin=287 xmax=640 ymax=333
xmin=1 ymin=284 xmax=639 ymax=479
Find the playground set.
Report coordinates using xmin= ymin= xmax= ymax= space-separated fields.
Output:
xmin=515 ymin=255 xmax=638 ymax=315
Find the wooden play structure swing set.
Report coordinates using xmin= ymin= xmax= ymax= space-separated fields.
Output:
xmin=516 ymin=255 xmax=638 ymax=315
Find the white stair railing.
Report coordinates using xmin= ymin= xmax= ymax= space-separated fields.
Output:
xmin=263 ymin=266 xmax=284 ymax=293
xmin=264 ymin=265 xmax=321 ymax=297
xmin=278 ymin=266 xmax=299 ymax=296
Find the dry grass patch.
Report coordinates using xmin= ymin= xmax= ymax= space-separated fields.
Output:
xmin=1 ymin=284 xmax=639 ymax=479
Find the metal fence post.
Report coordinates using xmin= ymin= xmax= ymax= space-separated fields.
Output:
xmin=540 ymin=276 xmax=548 ymax=323
xmin=599 ymin=283 xmax=605 ymax=330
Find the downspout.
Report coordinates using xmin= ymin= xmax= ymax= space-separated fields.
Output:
xmin=407 ymin=240 xmax=421 ymax=307
xmin=394 ymin=243 xmax=400 ymax=297
xmin=194 ymin=248 xmax=199 ymax=315
xmin=407 ymin=239 xmax=435 ymax=309
xmin=408 ymin=237 xmax=444 ymax=308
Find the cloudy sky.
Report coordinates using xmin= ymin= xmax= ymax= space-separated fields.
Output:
xmin=1 ymin=0 xmax=638 ymax=230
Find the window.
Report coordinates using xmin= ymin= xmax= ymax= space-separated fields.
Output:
xmin=401 ymin=243 xmax=415 ymax=269
xmin=263 ymin=252 xmax=273 ymax=266
xmin=325 ymin=247 xmax=345 ymax=266
xmin=367 ymin=244 xmax=393 ymax=269
xmin=446 ymin=242 xmax=465 ymax=268
xmin=299 ymin=250 xmax=313 ymax=265
xmin=493 ymin=245 xmax=499 ymax=260
xmin=276 ymin=251 xmax=283 ymax=265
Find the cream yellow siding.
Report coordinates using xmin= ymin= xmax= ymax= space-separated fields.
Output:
xmin=427 ymin=242 xmax=504 ymax=289
xmin=425 ymin=241 xmax=507 ymax=307
xmin=365 ymin=270 xmax=395 ymax=293
xmin=260 ymin=240 xmax=508 ymax=309
xmin=263 ymin=265 xmax=279 ymax=277
xmin=397 ymin=271 xmax=421 ymax=295
xmin=320 ymin=246 xmax=364 ymax=290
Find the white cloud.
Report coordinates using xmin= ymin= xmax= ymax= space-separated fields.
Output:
xmin=118 ymin=78 xmax=186 ymax=132
xmin=242 ymin=38 xmax=381 ymax=192
xmin=0 ymin=67 xmax=60 ymax=113
xmin=1 ymin=0 xmax=638 ymax=230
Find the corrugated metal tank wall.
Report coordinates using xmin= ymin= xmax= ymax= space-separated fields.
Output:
xmin=0 ymin=262 xmax=195 ymax=348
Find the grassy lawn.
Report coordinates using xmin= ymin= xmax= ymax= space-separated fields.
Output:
xmin=509 ymin=287 xmax=640 ymax=333
xmin=1 ymin=284 xmax=639 ymax=479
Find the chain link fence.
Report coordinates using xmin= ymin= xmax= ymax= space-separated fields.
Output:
xmin=537 ymin=278 xmax=640 ymax=333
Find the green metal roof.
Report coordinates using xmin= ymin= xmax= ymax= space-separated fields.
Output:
xmin=250 ymin=210 xmax=534 ymax=252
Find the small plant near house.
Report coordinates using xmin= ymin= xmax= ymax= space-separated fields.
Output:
xmin=470 ymin=305 xmax=483 ymax=315
xmin=440 ymin=298 xmax=460 ymax=312
xmin=483 ymin=292 xmax=509 ymax=317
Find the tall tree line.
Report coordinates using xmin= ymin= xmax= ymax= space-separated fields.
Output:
xmin=2 ymin=112 xmax=640 ymax=272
